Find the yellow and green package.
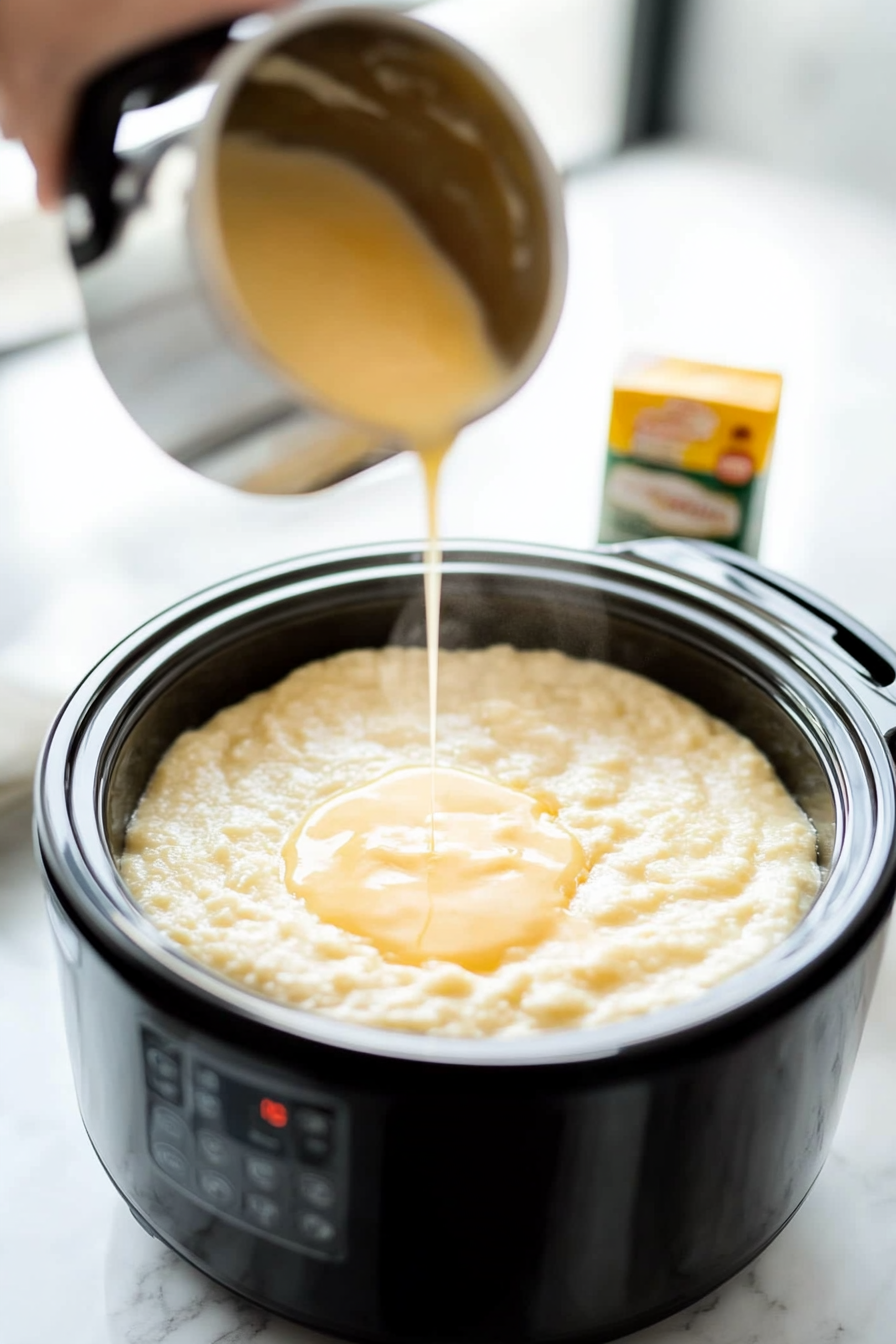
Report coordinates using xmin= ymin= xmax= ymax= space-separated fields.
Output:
xmin=598 ymin=356 xmax=782 ymax=556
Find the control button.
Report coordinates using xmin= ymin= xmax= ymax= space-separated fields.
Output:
xmin=145 ymin=1045 xmax=180 ymax=1083
xmin=194 ymin=1090 xmax=222 ymax=1123
xmin=299 ymin=1134 xmax=331 ymax=1164
xmin=151 ymin=1140 xmax=190 ymax=1184
xmin=144 ymin=1044 xmax=182 ymax=1105
xmin=295 ymin=1106 xmax=332 ymax=1138
xmin=194 ymin=1066 xmax=220 ymax=1094
xmin=247 ymin=1126 xmax=284 ymax=1156
xmin=259 ymin=1097 xmax=289 ymax=1130
xmin=295 ymin=1107 xmax=333 ymax=1164
xmin=151 ymin=1077 xmax=183 ymax=1105
xmin=197 ymin=1168 xmax=236 ymax=1210
xmin=150 ymin=1105 xmax=191 ymax=1148
xmin=197 ymin=1130 xmax=231 ymax=1168
xmin=299 ymin=1172 xmax=335 ymax=1211
xmin=298 ymin=1211 xmax=337 ymax=1246
xmin=245 ymin=1192 xmax=282 ymax=1231
xmin=245 ymin=1153 xmax=281 ymax=1193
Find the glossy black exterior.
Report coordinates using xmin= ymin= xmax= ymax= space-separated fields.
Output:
xmin=35 ymin=541 xmax=896 ymax=1343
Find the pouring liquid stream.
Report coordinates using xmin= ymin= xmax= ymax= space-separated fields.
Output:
xmin=217 ymin=139 xmax=584 ymax=967
xmin=421 ymin=443 xmax=447 ymax=853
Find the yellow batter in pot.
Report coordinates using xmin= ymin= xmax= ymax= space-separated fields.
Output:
xmin=121 ymin=646 xmax=819 ymax=1038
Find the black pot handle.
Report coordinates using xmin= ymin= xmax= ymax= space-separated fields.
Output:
xmin=66 ymin=21 xmax=234 ymax=266
xmin=615 ymin=538 xmax=896 ymax=730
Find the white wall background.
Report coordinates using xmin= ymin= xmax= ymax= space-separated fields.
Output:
xmin=426 ymin=0 xmax=635 ymax=170
xmin=674 ymin=0 xmax=896 ymax=208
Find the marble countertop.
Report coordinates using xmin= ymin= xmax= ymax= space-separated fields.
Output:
xmin=4 ymin=146 xmax=896 ymax=1343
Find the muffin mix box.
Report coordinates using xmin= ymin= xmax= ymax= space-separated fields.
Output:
xmin=598 ymin=355 xmax=783 ymax=556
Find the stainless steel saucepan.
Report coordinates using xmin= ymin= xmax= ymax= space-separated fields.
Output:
xmin=65 ymin=5 xmax=567 ymax=492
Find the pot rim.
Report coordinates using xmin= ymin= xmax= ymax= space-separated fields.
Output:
xmin=35 ymin=540 xmax=896 ymax=1068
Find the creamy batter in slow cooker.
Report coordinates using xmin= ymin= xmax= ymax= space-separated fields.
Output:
xmin=121 ymin=645 xmax=819 ymax=1037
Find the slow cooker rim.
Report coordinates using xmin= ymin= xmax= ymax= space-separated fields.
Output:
xmin=35 ymin=540 xmax=896 ymax=1069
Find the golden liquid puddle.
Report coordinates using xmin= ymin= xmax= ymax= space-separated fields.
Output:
xmin=284 ymin=766 xmax=585 ymax=972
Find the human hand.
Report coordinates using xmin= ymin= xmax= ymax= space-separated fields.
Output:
xmin=0 ymin=0 xmax=289 ymax=207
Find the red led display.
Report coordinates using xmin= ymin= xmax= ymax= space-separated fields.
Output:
xmin=260 ymin=1097 xmax=289 ymax=1129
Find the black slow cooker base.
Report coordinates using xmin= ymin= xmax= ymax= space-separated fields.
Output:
xmin=37 ymin=544 xmax=896 ymax=1344
xmin=121 ymin=1179 xmax=817 ymax=1343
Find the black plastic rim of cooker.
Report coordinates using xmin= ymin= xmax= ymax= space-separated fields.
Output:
xmin=34 ymin=538 xmax=896 ymax=1074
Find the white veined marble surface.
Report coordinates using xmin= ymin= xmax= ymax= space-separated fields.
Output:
xmin=5 ymin=146 xmax=896 ymax=1343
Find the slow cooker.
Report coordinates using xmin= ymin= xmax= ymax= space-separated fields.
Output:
xmin=35 ymin=538 xmax=896 ymax=1343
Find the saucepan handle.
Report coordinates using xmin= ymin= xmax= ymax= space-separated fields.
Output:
xmin=66 ymin=22 xmax=233 ymax=266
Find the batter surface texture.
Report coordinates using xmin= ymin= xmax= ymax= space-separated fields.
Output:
xmin=121 ymin=646 xmax=819 ymax=1037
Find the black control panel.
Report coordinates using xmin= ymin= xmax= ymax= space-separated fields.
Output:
xmin=142 ymin=1030 xmax=347 ymax=1260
